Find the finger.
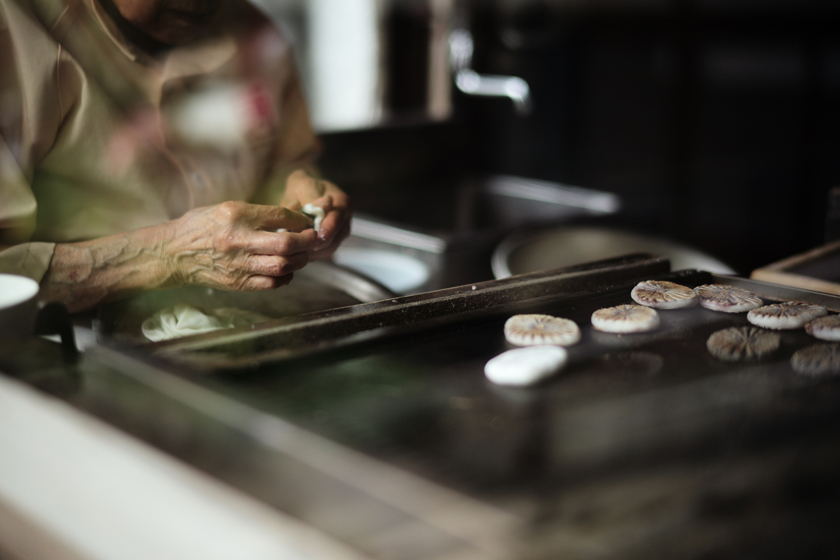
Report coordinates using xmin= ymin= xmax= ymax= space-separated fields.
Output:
xmin=251 ymin=205 xmax=313 ymax=232
xmin=307 ymin=195 xmax=333 ymax=212
xmin=323 ymin=184 xmax=349 ymax=210
xmin=310 ymin=219 xmax=351 ymax=260
xmin=247 ymin=229 xmax=318 ymax=256
xmin=242 ymin=273 xmax=294 ymax=291
xmin=315 ymin=188 xmax=349 ymax=240
xmin=248 ymin=252 xmax=309 ymax=277
xmin=316 ymin=205 xmax=351 ymax=248
xmin=288 ymin=169 xmax=328 ymax=202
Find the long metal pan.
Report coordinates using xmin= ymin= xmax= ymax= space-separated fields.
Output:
xmin=140 ymin=253 xmax=671 ymax=371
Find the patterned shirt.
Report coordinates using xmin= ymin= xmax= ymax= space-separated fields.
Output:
xmin=0 ymin=0 xmax=319 ymax=280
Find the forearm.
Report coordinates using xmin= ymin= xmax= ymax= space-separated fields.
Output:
xmin=39 ymin=225 xmax=176 ymax=313
xmin=38 ymin=201 xmax=318 ymax=314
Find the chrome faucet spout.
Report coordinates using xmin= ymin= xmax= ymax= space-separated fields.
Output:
xmin=449 ymin=29 xmax=533 ymax=116
xmin=455 ymin=70 xmax=532 ymax=115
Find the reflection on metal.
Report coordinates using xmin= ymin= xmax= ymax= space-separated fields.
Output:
xmin=450 ymin=29 xmax=532 ymax=116
xmin=483 ymin=176 xmax=621 ymax=214
xmin=333 ymin=248 xmax=432 ymax=294
xmin=349 ymin=217 xmax=448 ymax=254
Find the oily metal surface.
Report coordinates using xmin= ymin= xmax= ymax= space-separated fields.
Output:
xmin=64 ymin=269 xmax=840 ymax=559
xmin=188 ymin=270 xmax=840 ymax=498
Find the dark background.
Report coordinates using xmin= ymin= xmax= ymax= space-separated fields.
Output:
xmin=318 ymin=0 xmax=840 ymax=275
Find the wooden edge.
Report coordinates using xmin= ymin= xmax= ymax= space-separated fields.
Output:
xmin=750 ymin=269 xmax=840 ymax=297
xmin=721 ymin=274 xmax=840 ymax=311
xmin=754 ymin=239 xmax=840 ymax=272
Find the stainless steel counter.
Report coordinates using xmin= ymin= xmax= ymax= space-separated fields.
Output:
xmin=4 ymin=258 xmax=840 ymax=559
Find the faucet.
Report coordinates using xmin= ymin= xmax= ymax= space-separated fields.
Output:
xmin=449 ymin=28 xmax=532 ymax=116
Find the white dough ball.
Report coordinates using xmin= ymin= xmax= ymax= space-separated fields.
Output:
xmin=484 ymin=345 xmax=568 ymax=387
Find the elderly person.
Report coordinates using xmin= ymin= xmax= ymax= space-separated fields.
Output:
xmin=0 ymin=0 xmax=350 ymax=313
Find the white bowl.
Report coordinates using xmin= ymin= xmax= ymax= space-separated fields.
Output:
xmin=0 ymin=274 xmax=40 ymax=343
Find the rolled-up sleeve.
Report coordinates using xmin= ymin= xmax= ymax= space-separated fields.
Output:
xmin=0 ymin=242 xmax=56 ymax=281
xmin=0 ymin=134 xmax=55 ymax=281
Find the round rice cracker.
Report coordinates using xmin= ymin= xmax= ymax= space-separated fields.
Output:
xmin=694 ymin=284 xmax=763 ymax=313
xmin=706 ymin=327 xmax=780 ymax=362
xmin=485 ymin=345 xmax=568 ymax=387
xmin=805 ymin=315 xmax=840 ymax=341
xmin=504 ymin=314 xmax=581 ymax=347
xmin=747 ymin=301 xmax=827 ymax=330
xmin=591 ymin=304 xmax=660 ymax=334
xmin=791 ymin=343 xmax=840 ymax=376
xmin=631 ymin=280 xmax=698 ymax=310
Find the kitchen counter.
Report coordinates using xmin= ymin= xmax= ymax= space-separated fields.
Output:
xmin=0 ymin=369 xmax=367 ymax=560
xmin=3 ymin=261 xmax=840 ymax=559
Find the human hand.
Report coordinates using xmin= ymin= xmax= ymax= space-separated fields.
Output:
xmin=163 ymin=200 xmax=318 ymax=291
xmin=280 ymin=169 xmax=351 ymax=259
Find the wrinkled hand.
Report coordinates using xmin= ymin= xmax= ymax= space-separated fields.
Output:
xmin=281 ymin=169 xmax=351 ymax=259
xmin=163 ymin=200 xmax=318 ymax=291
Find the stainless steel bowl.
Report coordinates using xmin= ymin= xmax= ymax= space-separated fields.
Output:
xmin=492 ymin=226 xmax=735 ymax=279
xmin=95 ymin=261 xmax=396 ymax=345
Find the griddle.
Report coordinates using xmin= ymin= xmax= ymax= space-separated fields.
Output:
xmin=76 ymin=253 xmax=840 ymax=559
xmin=144 ymin=253 xmax=672 ymax=370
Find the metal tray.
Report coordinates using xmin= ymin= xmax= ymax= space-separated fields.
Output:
xmin=144 ymin=254 xmax=671 ymax=370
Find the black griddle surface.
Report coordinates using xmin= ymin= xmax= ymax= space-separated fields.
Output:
xmin=189 ymin=271 xmax=840 ymax=510
xmin=73 ymin=268 xmax=840 ymax=558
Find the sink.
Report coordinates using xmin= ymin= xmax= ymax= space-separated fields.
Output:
xmin=332 ymin=248 xmax=432 ymax=294
xmin=492 ymin=226 xmax=736 ymax=279
xmin=335 ymin=175 xmax=621 ymax=293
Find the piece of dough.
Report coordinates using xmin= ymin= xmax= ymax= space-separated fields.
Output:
xmin=694 ymin=284 xmax=763 ymax=313
xmin=591 ymin=304 xmax=660 ymax=333
xmin=302 ymin=203 xmax=325 ymax=232
xmin=631 ymin=280 xmax=697 ymax=309
xmin=142 ymin=304 xmax=269 ymax=342
xmin=747 ymin=301 xmax=827 ymax=330
xmin=805 ymin=315 xmax=840 ymax=341
xmin=484 ymin=345 xmax=568 ymax=386
xmin=504 ymin=314 xmax=580 ymax=347
xmin=706 ymin=327 xmax=780 ymax=361
xmin=791 ymin=343 xmax=840 ymax=376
